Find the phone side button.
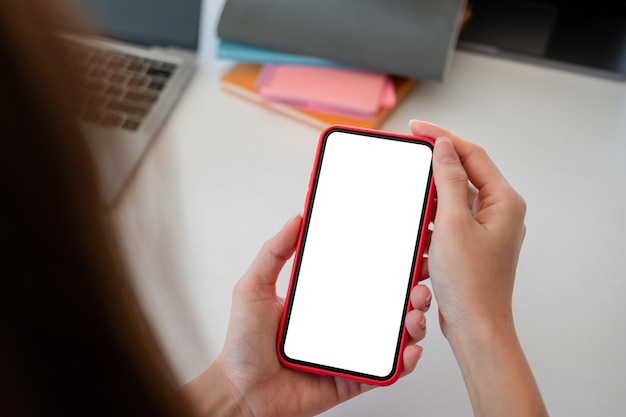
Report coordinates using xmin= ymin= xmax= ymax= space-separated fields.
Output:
xmin=307 ymin=169 xmax=316 ymax=191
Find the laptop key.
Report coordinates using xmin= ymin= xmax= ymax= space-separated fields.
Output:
xmin=147 ymin=67 xmax=174 ymax=78
xmin=101 ymin=113 xmax=123 ymax=127
xmin=109 ymin=73 xmax=128 ymax=84
xmin=90 ymin=67 xmax=108 ymax=79
xmin=148 ymin=80 xmax=165 ymax=91
xmin=124 ymin=90 xmax=158 ymax=103
xmin=128 ymin=61 xmax=145 ymax=72
xmin=106 ymin=59 xmax=126 ymax=71
xmin=122 ymin=118 xmax=142 ymax=131
xmin=128 ymin=77 xmax=146 ymax=87
xmin=160 ymin=62 xmax=177 ymax=72
xmin=105 ymin=85 xmax=124 ymax=97
xmin=107 ymin=100 xmax=150 ymax=117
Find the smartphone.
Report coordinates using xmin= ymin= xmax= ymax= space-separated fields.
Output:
xmin=277 ymin=126 xmax=435 ymax=385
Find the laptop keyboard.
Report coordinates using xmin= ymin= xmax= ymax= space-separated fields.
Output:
xmin=62 ymin=39 xmax=178 ymax=131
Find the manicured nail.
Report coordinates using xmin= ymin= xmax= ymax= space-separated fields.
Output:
xmin=434 ymin=136 xmax=459 ymax=163
xmin=409 ymin=119 xmax=421 ymax=129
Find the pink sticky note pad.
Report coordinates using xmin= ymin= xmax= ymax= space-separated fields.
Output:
xmin=256 ymin=64 xmax=390 ymax=117
xmin=380 ymin=79 xmax=396 ymax=109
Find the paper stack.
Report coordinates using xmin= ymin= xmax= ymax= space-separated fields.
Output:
xmin=221 ymin=62 xmax=417 ymax=129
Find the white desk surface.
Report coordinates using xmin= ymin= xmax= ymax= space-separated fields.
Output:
xmin=114 ymin=3 xmax=626 ymax=416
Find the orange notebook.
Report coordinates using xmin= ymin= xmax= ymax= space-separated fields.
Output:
xmin=220 ymin=63 xmax=418 ymax=130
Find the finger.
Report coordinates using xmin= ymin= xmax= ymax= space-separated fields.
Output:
xmin=405 ymin=309 xmax=427 ymax=344
xmin=410 ymin=120 xmax=480 ymax=165
xmin=410 ymin=284 xmax=432 ymax=312
xmin=431 ymin=136 xmax=471 ymax=221
xmin=245 ymin=214 xmax=302 ymax=286
xmin=410 ymin=119 xmax=454 ymax=140
xmin=410 ymin=120 xmax=507 ymax=192
xmin=401 ymin=344 xmax=423 ymax=377
xmin=454 ymin=140 xmax=507 ymax=193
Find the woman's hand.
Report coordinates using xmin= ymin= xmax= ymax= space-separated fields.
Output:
xmin=184 ymin=214 xmax=431 ymax=417
xmin=410 ymin=120 xmax=547 ymax=417
xmin=410 ymin=120 xmax=527 ymax=339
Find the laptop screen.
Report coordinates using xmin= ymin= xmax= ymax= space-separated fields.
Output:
xmin=68 ymin=0 xmax=202 ymax=50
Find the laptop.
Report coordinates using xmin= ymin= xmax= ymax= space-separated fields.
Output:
xmin=58 ymin=0 xmax=203 ymax=204
xmin=458 ymin=0 xmax=626 ymax=80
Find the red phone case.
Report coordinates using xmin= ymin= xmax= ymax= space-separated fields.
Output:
xmin=277 ymin=125 xmax=436 ymax=385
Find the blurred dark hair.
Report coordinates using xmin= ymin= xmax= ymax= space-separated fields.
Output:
xmin=0 ymin=1 xmax=192 ymax=416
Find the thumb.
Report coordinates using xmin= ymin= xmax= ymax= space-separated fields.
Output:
xmin=432 ymin=137 xmax=470 ymax=221
xmin=244 ymin=214 xmax=302 ymax=287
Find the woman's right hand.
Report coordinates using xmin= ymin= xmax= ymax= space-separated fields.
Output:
xmin=411 ymin=120 xmax=527 ymax=340
xmin=409 ymin=120 xmax=548 ymax=417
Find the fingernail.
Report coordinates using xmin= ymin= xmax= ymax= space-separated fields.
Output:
xmin=425 ymin=293 xmax=432 ymax=311
xmin=420 ymin=315 xmax=426 ymax=331
xmin=434 ymin=136 xmax=459 ymax=163
xmin=284 ymin=213 xmax=302 ymax=229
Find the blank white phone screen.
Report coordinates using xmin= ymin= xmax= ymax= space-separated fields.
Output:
xmin=283 ymin=130 xmax=433 ymax=378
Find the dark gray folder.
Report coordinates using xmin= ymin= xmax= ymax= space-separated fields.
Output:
xmin=217 ymin=0 xmax=466 ymax=81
